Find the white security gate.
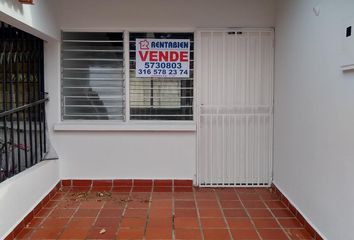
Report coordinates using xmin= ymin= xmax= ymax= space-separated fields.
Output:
xmin=197 ymin=29 xmax=274 ymax=187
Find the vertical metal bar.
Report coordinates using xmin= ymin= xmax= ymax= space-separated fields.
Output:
xmin=123 ymin=31 xmax=130 ymax=122
xmin=221 ymin=114 xmax=224 ymax=186
xmin=15 ymin=27 xmax=21 ymax=173
xmin=37 ymin=39 xmax=43 ymax=159
xmin=32 ymin=36 xmax=38 ymax=164
xmin=245 ymin=32 xmax=249 ymax=184
xmin=9 ymin=25 xmax=16 ymax=176
xmin=2 ymin=22 xmax=9 ymax=179
xmin=269 ymin=31 xmax=275 ymax=185
xmin=235 ymin=115 xmax=238 ymax=185
xmin=21 ymin=30 xmax=28 ymax=168
xmin=26 ymin=33 xmax=33 ymax=167
xmin=257 ymin=32 xmax=262 ymax=185
xmin=209 ymin=32 xmax=213 ymax=185
xmin=40 ymin=41 xmax=46 ymax=154
xmin=263 ymin=115 xmax=266 ymax=184
xmin=221 ymin=32 xmax=226 ymax=186
xmin=228 ymin=114 xmax=231 ymax=185
xmin=234 ymin=33 xmax=239 ymax=185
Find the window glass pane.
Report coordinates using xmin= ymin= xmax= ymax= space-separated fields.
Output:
xmin=129 ymin=32 xmax=194 ymax=121
xmin=61 ymin=32 xmax=124 ymax=120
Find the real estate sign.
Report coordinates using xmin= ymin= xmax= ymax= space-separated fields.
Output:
xmin=135 ymin=39 xmax=190 ymax=78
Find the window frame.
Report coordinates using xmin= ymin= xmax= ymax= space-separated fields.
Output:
xmin=128 ymin=31 xmax=194 ymax=121
xmin=58 ymin=29 xmax=197 ymax=129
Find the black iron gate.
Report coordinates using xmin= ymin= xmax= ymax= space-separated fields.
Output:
xmin=0 ymin=21 xmax=48 ymax=183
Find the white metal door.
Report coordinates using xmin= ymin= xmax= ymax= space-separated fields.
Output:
xmin=197 ymin=29 xmax=274 ymax=187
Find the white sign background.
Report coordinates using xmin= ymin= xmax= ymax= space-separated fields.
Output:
xmin=135 ymin=39 xmax=190 ymax=78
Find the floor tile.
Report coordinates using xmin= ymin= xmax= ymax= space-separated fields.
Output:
xmin=132 ymin=187 xmax=152 ymax=192
xmin=203 ymin=229 xmax=231 ymax=240
xmin=247 ymin=209 xmax=273 ymax=218
xmin=124 ymin=209 xmax=148 ymax=218
xmin=175 ymin=229 xmax=202 ymax=239
xmin=149 ymin=208 xmax=173 ymax=218
xmin=272 ymin=209 xmax=295 ymax=218
xmin=151 ymin=192 xmax=173 ymax=200
xmin=197 ymin=200 xmax=219 ymax=208
xmin=174 ymin=192 xmax=194 ymax=199
xmin=242 ymin=200 xmax=266 ymax=209
xmin=43 ymin=200 xmax=59 ymax=209
xmin=223 ymin=209 xmax=248 ymax=217
xmin=285 ymin=229 xmax=313 ymax=239
xmin=174 ymin=217 xmax=200 ymax=229
xmin=154 ymin=187 xmax=173 ymax=192
xmin=116 ymin=228 xmax=145 ymax=239
xmin=94 ymin=217 xmax=121 ymax=228
xmin=148 ymin=217 xmax=172 ymax=227
xmin=264 ymin=200 xmax=287 ymax=209
xmin=48 ymin=208 xmax=75 ymax=218
xmin=15 ymin=228 xmax=36 ymax=239
xmin=174 ymin=187 xmax=193 ymax=192
xmin=175 ymin=209 xmax=198 ymax=218
xmin=150 ymin=200 xmax=172 ymax=209
xmin=127 ymin=200 xmax=150 ymax=209
xmin=79 ymin=200 xmax=105 ymax=209
xmin=58 ymin=227 xmax=90 ymax=239
xmin=67 ymin=217 xmax=95 ymax=228
xmin=98 ymin=209 xmax=123 ymax=218
xmin=120 ymin=218 xmax=146 ymax=228
xmin=227 ymin=218 xmax=254 ymax=229
xmin=86 ymin=227 xmax=117 ymax=239
xmin=74 ymin=209 xmax=100 ymax=218
xmin=218 ymin=192 xmax=239 ymax=201
xmin=35 ymin=208 xmax=53 ymax=218
xmin=258 ymin=229 xmax=289 ymax=240
xmin=41 ymin=218 xmax=70 ymax=228
xmin=253 ymin=218 xmax=281 ymax=228
xmin=278 ymin=218 xmax=304 ymax=229
xmin=220 ymin=201 xmax=243 ymax=208
xmin=200 ymin=218 xmax=227 ymax=228
xmin=26 ymin=218 xmax=44 ymax=228
xmin=145 ymin=227 xmax=172 ymax=239
xmin=238 ymin=193 xmax=261 ymax=201
xmin=231 ymin=229 xmax=260 ymax=240
xmin=31 ymin=228 xmax=63 ymax=239
xmin=111 ymin=187 xmax=132 ymax=192
xmin=175 ymin=200 xmax=196 ymax=208
xmin=199 ymin=208 xmax=223 ymax=218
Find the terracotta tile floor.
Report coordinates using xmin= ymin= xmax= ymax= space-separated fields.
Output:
xmin=14 ymin=187 xmax=314 ymax=240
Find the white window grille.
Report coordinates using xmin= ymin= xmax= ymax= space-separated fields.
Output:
xmin=61 ymin=32 xmax=125 ymax=120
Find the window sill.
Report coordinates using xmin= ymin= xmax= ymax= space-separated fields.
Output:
xmin=53 ymin=122 xmax=196 ymax=132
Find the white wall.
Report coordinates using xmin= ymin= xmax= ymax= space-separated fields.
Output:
xmin=59 ymin=0 xmax=275 ymax=30
xmin=274 ymin=0 xmax=354 ymax=239
xmin=54 ymin=0 xmax=276 ymax=180
xmin=0 ymin=0 xmax=59 ymax=40
xmin=0 ymin=161 xmax=59 ymax=239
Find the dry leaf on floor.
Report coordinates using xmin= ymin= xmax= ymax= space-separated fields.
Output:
xmin=99 ymin=228 xmax=106 ymax=234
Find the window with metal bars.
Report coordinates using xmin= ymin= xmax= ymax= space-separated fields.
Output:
xmin=61 ymin=32 xmax=125 ymax=120
xmin=61 ymin=32 xmax=194 ymax=122
xmin=0 ymin=22 xmax=47 ymax=183
xmin=129 ymin=32 xmax=194 ymax=121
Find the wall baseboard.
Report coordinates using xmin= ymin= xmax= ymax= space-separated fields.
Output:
xmin=4 ymin=182 xmax=61 ymax=240
xmin=271 ymin=183 xmax=325 ymax=240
